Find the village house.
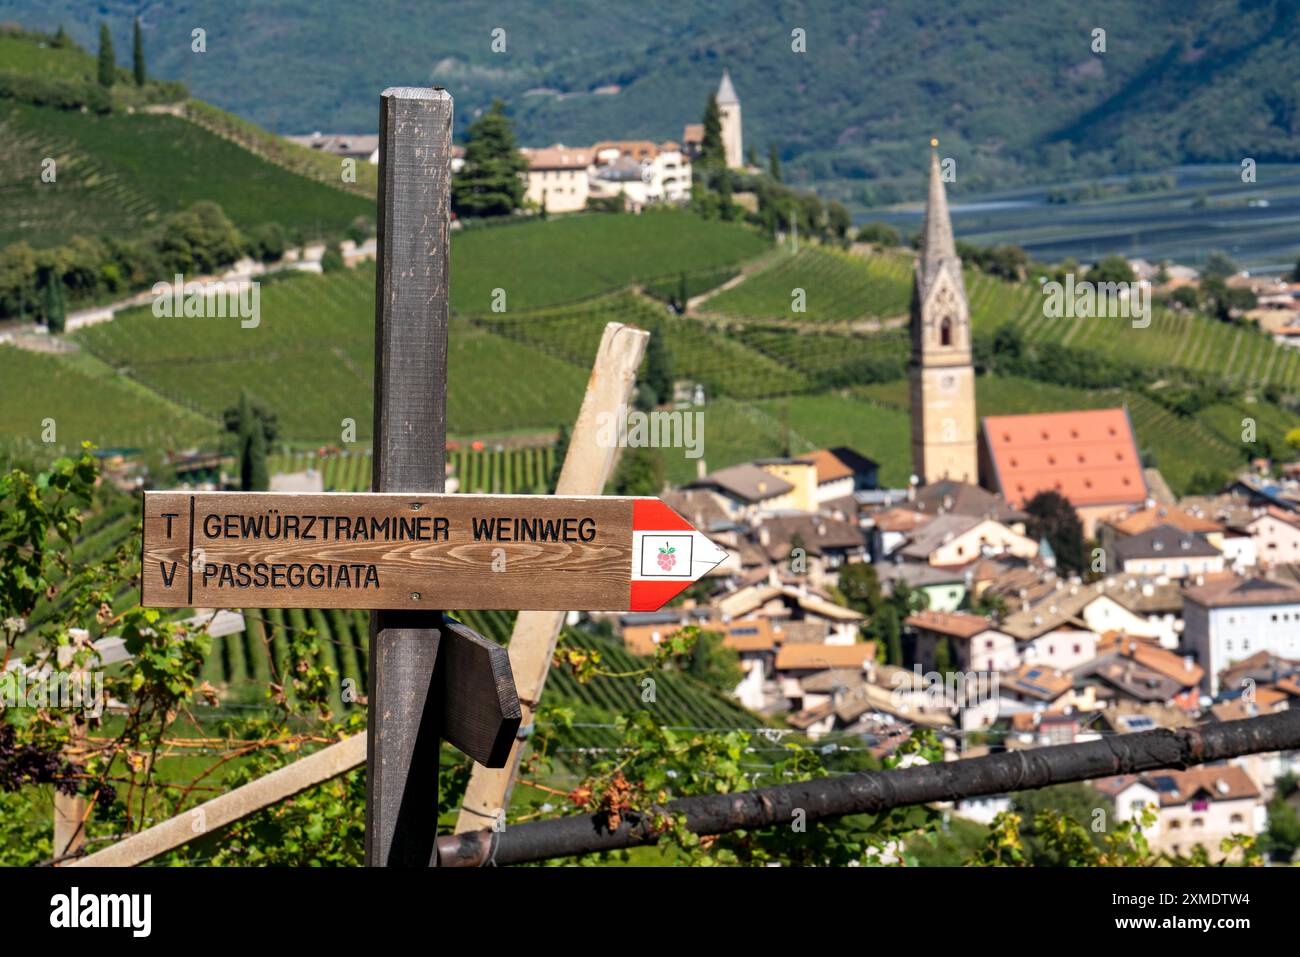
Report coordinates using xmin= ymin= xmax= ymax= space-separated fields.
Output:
xmin=713 ymin=581 xmax=865 ymax=644
xmin=752 ymin=512 xmax=869 ymax=588
xmin=775 ymin=641 xmax=876 ymax=713
xmin=1094 ymin=766 xmax=1265 ymax=862
xmin=898 ymin=513 xmax=1039 ymax=567
xmin=1183 ymin=573 xmax=1300 ymax=694
xmin=876 ymin=561 xmax=968 ymax=612
xmin=1073 ymin=634 xmax=1204 ymax=711
xmin=905 ymin=609 xmax=1018 ymax=673
xmin=285 ymin=132 xmax=380 ymax=164
xmin=1247 ymin=506 xmax=1300 ymax=567
xmin=688 ymin=463 xmax=797 ymax=520
xmin=1111 ymin=523 xmax=1225 ymax=579
xmin=998 ymin=662 xmax=1097 ymax=713
xmin=520 ymin=145 xmax=593 ymax=213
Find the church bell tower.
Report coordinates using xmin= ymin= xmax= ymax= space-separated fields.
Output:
xmin=909 ymin=141 xmax=978 ymax=485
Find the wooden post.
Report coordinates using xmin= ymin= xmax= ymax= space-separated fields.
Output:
xmin=366 ymin=86 xmax=452 ymax=867
xmin=454 ymin=321 xmax=649 ymax=833
xmin=53 ymin=721 xmax=87 ymax=861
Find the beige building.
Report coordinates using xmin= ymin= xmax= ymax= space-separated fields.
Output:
xmin=1097 ymin=766 xmax=1264 ymax=863
xmin=521 ymin=145 xmax=592 ymax=213
xmin=715 ymin=70 xmax=743 ymax=169
xmin=911 ymin=146 xmax=978 ymax=485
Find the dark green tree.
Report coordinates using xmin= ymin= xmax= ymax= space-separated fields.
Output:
xmin=1011 ymin=783 xmax=1112 ymax=865
xmin=1024 ymin=489 xmax=1085 ymax=574
xmin=876 ymin=606 xmax=903 ymax=666
xmin=768 ymin=144 xmax=781 ymax=182
xmin=1201 ymin=250 xmax=1238 ymax=281
xmin=43 ymin=270 xmax=65 ymax=334
xmin=1087 ymin=254 xmax=1134 ymax=285
xmin=612 ymin=445 xmax=663 ymax=496
xmin=53 ymin=24 xmax=69 ymax=48
xmin=230 ymin=392 xmax=271 ymax=491
xmin=837 ymin=562 xmax=882 ymax=617
xmin=97 ymin=23 xmax=115 ymax=88
xmin=685 ymin=629 xmax=743 ymax=693
xmin=451 ymin=100 xmax=527 ymax=218
xmin=827 ymin=201 xmax=852 ymax=244
xmin=549 ymin=423 xmax=569 ymax=490
xmin=643 ymin=325 xmax=674 ymax=406
xmin=320 ymin=241 xmax=344 ymax=273
xmin=132 ymin=17 xmax=146 ymax=86
xmin=700 ymin=95 xmax=724 ymax=169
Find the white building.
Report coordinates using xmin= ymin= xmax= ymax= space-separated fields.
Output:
xmin=1182 ymin=574 xmax=1300 ymax=694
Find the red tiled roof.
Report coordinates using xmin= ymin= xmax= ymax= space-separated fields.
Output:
xmin=982 ymin=408 xmax=1147 ymax=508
xmin=904 ymin=609 xmax=994 ymax=640
xmin=523 ymin=146 xmax=593 ymax=170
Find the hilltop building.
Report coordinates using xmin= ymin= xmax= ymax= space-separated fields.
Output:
xmin=910 ymin=144 xmax=979 ymax=485
xmin=715 ymin=70 xmax=744 ymax=169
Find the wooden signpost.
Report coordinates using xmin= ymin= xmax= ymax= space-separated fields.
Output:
xmin=141 ymin=491 xmax=726 ymax=611
xmin=133 ymin=87 xmax=724 ymax=867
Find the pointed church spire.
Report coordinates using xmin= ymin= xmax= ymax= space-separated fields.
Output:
xmin=716 ymin=70 xmax=739 ymax=105
xmin=921 ymin=141 xmax=957 ymax=280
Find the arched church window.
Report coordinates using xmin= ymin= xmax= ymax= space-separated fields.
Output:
xmin=939 ymin=316 xmax=953 ymax=347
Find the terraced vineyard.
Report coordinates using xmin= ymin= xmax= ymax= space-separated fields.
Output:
xmin=0 ymin=101 xmax=374 ymax=248
xmin=963 ymin=268 xmax=1300 ymax=391
xmin=268 ymin=445 xmax=558 ymax=494
xmin=451 ymin=211 xmax=769 ymax=314
xmin=74 ymin=268 xmax=588 ymax=439
xmin=478 ymin=292 xmax=810 ymax=400
xmin=0 ymin=343 xmax=217 ymax=458
xmin=702 ymin=246 xmax=913 ymax=322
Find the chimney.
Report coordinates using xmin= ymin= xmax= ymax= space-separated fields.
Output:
xmin=759 ymin=526 xmax=770 ymax=546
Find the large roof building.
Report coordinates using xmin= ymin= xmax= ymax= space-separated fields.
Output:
xmin=979 ymin=407 xmax=1147 ymax=535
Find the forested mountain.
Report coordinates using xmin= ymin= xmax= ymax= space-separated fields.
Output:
xmin=4 ymin=0 xmax=1300 ymax=203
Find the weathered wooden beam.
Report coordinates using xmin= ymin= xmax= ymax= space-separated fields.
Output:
xmin=366 ymin=85 xmax=453 ymax=868
xmin=454 ymin=321 xmax=649 ymax=833
xmin=439 ymin=620 xmax=521 ymax=768
xmin=68 ymin=734 xmax=366 ymax=867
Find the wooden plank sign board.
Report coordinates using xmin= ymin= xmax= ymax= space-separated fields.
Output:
xmin=142 ymin=492 xmax=726 ymax=612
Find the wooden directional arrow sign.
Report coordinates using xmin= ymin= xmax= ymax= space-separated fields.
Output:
xmin=142 ymin=492 xmax=726 ymax=612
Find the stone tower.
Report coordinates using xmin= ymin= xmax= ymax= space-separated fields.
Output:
xmin=909 ymin=144 xmax=978 ymax=485
xmin=716 ymin=70 xmax=743 ymax=169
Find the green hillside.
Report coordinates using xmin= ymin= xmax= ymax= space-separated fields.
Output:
xmin=451 ymin=212 xmax=768 ymax=314
xmin=0 ymin=343 xmax=216 ymax=458
xmin=703 ymin=247 xmax=913 ymax=323
xmin=0 ymin=100 xmax=373 ymax=249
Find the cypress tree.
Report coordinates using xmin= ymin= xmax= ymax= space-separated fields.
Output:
xmin=700 ymin=95 xmax=724 ymax=168
xmin=44 ymin=271 xmax=66 ymax=334
xmin=643 ymin=325 xmax=674 ymax=406
xmin=97 ymin=23 xmax=116 ymax=88
xmin=132 ymin=17 xmax=146 ymax=86
xmin=769 ymin=144 xmax=782 ymax=182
